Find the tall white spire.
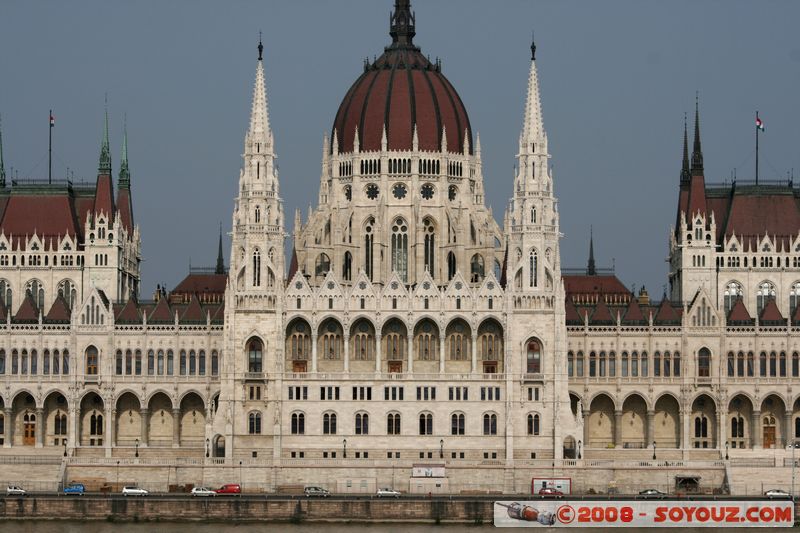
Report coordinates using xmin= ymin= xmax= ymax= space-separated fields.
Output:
xmin=520 ymin=39 xmax=546 ymax=151
xmin=247 ymin=47 xmax=272 ymax=149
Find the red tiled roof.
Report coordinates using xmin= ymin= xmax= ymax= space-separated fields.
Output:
xmin=117 ymin=187 xmax=133 ymax=233
xmin=565 ymin=297 xmax=582 ymax=324
xmin=45 ymin=293 xmax=72 ymax=323
xmin=287 ymin=246 xmax=298 ymax=283
xmin=148 ymin=297 xmax=173 ymax=323
xmin=116 ymin=297 xmax=142 ymax=324
xmin=173 ymin=273 xmax=227 ymax=295
xmin=622 ymin=297 xmax=646 ymax=323
xmin=14 ymin=291 xmax=39 ymax=322
xmin=590 ymin=296 xmax=614 ymax=324
xmin=759 ymin=298 xmax=784 ymax=323
xmin=654 ymin=298 xmax=680 ymax=324
xmin=211 ymin=302 xmax=225 ymax=323
xmin=563 ymin=274 xmax=630 ymax=299
xmin=688 ymin=174 xmax=707 ymax=217
xmin=722 ymin=193 xmax=800 ymax=248
xmin=180 ymin=294 xmax=205 ymax=323
xmin=727 ymin=298 xmax=752 ymax=323
xmin=0 ymin=194 xmax=79 ymax=243
xmin=93 ymin=174 xmax=115 ymax=218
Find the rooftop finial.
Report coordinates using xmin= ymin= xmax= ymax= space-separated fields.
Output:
xmin=0 ymin=113 xmax=5 ymax=188
xmin=216 ymin=222 xmax=225 ymax=275
xmin=119 ymin=114 xmax=130 ymax=188
xmin=691 ymin=92 xmax=704 ymax=175
xmin=587 ymin=226 xmax=597 ymax=276
xmin=99 ymin=95 xmax=112 ymax=174
xmin=531 ymin=30 xmax=536 ymax=61
xmin=389 ymin=0 xmax=416 ymax=47
xmin=258 ymin=31 xmax=263 ymax=61
xmin=680 ymin=112 xmax=690 ymax=184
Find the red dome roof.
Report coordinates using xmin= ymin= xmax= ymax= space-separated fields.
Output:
xmin=332 ymin=1 xmax=472 ymax=155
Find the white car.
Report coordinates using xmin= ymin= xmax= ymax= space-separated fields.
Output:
xmin=376 ymin=487 xmax=401 ymax=498
xmin=764 ymin=489 xmax=791 ymax=499
xmin=121 ymin=486 xmax=149 ymax=496
xmin=6 ymin=485 xmax=26 ymax=496
xmin=191 ymin=486 xmax=217 ymax=497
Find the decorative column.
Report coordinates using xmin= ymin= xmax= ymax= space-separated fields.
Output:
xmin=784 ymin=411 xmax=792 ymax=447
xmin=343 ymin=329 xmax=350 ymax=373
xmin=614 ymin=410 xmax=623 ymax=448
xmin=375 ymin=333 xmax=382 ymax=374
xmin=583 ymin=411 xmax=590 ymax=448
xmin=471 ymin=332 xmax=478 ymax=374
xmin=439 ymin=335 xmax=446 ymax=374
xmin=751 ymin=410 xmax=762 ymax=448
xmin=645 ymin=410 xmax=655 ymax=447
xmin=140 ymin=408 xmax=149 ymax=446
xmin=407 ymin=334 xmax=414 ymax=374
xmin=311 ymin=333 xmax=318 ymax=373
xmin=106 ymin=408 xmax=115 ymax=450
xmin=679 ymin=409 xmax=686 ymax=450
xmin=172 ymin=408 xmax=181 ymax=447
xmin=35 ymin=407 xmax=44 ymax=448
xmin=70 ymin=407 xmax=79 ymax=449
xmin=3 ymin=408 xmax=12 ymax=447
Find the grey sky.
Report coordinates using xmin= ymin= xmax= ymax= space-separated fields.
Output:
xmin=2 ymin=1 xmax=799 ymax=299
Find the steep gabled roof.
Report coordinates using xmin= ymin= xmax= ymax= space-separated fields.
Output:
xmin=148 ymin=297 xmax=173 ymax=323
xmin=45 ymin=293 xmax=72 ymax=323
xmin=759 ymin=297 xmax=785 ymax=324
xmin=180 ymin=294 xmax=205 ymax=323
xmin=653 ymin=298 xmax=680 ymax=325
xmin=727 ymin=297 xmax=753 ymax=324
xmin=115 ymin=296 xmax=142 ymax=324
xmin=590 ymin=296 xmax=614 ymax=325
xmin=622 ymin=296 xmax=646 ymax=324
xmin=287 ymin=246 xmax=298 ymax=283
xmin=792 ymin=302 xmax=800 ymax=326
xmin=565 ymin=297 xmax=582 ymax=325
xmin=14 ymin=291 xmax=39 ymax=322
xmin=211 ymin=302 xmax=225 ymax=323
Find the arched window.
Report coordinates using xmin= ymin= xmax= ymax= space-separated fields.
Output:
xmin=62 ymin=350 xmax=69 ymax=374
xmin=470 ymin=254 xmax=485 ymax=283
xmin=26 ymin=279 xmax=45 ymax=309
xmin=126 ymin=350 xmax=133 ymax=375
xmin=383 ymin=320 xmax=407 ymax=362
xmin=727 ymin=352 xmax=735 ymax=377
xmin=674 ymin=351 xmax=681 ymax=376
xmin=576 ymin=351 xmax=584 ymax=377
xmin=85 ymin=346 xmax=99 ymax=375
xmin=252 ymin=249 xmax=261 ymax=286
xmin=57 ymin=279 xmax=77 ymax=308
xmin=90 ymin=412 xmax=104 ymax=437
xmin=387 ymin=413 xmax=401 ymax=435
xmin=355 ymin=413 xmax=369 ymax=435
xmin=756 ymin=281 xmax=776 ymax=315
xmin=451 ymin=413 xmax=465 ymax=435
xmin=790 ymin=282 xmax=800 ymax=315
xmin=746 ymin=351 xmax=754 ymax=376
xmin=653 ymin=351 xmax=661 ymax=377
xmin=319 ymin=320 xmax=343 ymax=360
xmin=179 ymin=350 xmax=187 ymax=375
xmin=323 ymin=412 xmax=337 ymax=435
xmin=286 ymin=321 xmax=311 ymax=361
xmin=793 ymin=352 xmax=799 ymax=378
xmin=589 ymin=352 xmax=596 ymax=377
xmin=697 ymin=348 xmax=711 ymax=377
xmin=351 ymin=320 xmax=375 ymax=361
xmin=446 ymin=321 xmax=471 ymax=361
xmin=0 ymin=349 xmax=7 ymax=374
xmin=167 ymin=349 xmax=174 ymax=375
xmin=529 ymin=250 xmax=538 ymax=287
xmin=447 ymin=252 xmax=456 ymax=280
xmin=0 ymin=279 xmax=11 ymax=310
xmin=724 ymin=281 xmax=743 ymax=315
xmin=199 ymin=350 xmax=206 ymax=375
xmin=530 ymin=206 xmax=536 ymax=224
xmin=423 ymin=218 xmax=436 ymax=274
xmin=483 ymin=413 xmax=497 ymax=435
xmin=247 ymin=338 xmax=263 ymax=373
xmin=527 ymin=414 xmax=540 ymax=435
xmin=343 ymin=251 xmax=352 ymax=281
xmin=419 ymin=413 xmax=433 ymax=435
xmin=291 ymin=412 xmax=305 ymax=435
xmin=189 ymin=350 xmax=196 ymax=375
xmin=147 ymin=350 xmax=155 ymax=375
xmin=391 ymin=218 xmax=409 ymax=282
xmin=315 ymin=253 xmax=331 ymax=280
xmin=567 ymin=351 xmax=574 ymax=377
xmin=526 ymin=339 xmax=541 ymax=374
xmin=249 ymin=412 xmax=262 ymax=434
xmin=621 ymin=351 xmax=628 ymax=377
xmin=415 ymin=320 xmax=439 ymax=361
xmin=54 ymin=411 xmax=68 ymax=435
xmin=211 ymin=350 xmax=219 ymax=376
xmin=779 ymin=351 xmax=786 ymax=377
xmin=254 ymin=205 xmax=261 ymax=223
xmin=364 ymin=218 xmax=375 ymax=280
xmin=157 ymin=350 xmax=165 ymax=375
xmin=759 ymin=351 xmax=767 ymax=377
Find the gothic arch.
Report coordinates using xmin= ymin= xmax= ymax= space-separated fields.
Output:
xmin=145 ymin=389 xmax=176 ymax=410
xmin=588 ymin=390 xmax=620 ymax=412
xmin=11 ymin=389 xmax=40 ymax=409
xmin=178 ymin=389 xmax=206 ymax=406
xmin=114 ymin=389 xmax=144 ymax=409
xmin=621 ymin=391 xmax=653 ymax=411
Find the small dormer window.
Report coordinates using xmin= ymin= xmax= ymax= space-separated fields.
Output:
xmin=63 ymin=243 xmax=71 ymax=251
xmin=762 ymin=244 xmax=771 ymax=252
xmin=730 ymin=244 xmax=737 ymax=252
xmin=31 ymin=243 xmax=39 ymax=251
xmin=108 ymin=233 xmax=113 ymax=242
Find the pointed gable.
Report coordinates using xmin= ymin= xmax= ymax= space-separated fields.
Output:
xmin=727 ymin=298 xmax=753 ymax=325
xmin=180 ymin=294 xmax=205 ymax=324
xmin=622 ymin=296 xmax=646 ymax=324
xmin=93 ymin=174 xmax=115 ymax=219
xmin=590 ymin=296 xmax=614 ymax=325
xmin=759 ymin=298 xmax=785 ymax=324
xmin=148 ymin=296 xmax=173 ymax=324
xmin=654 ymin=297 xmax=680 ymax=325
xmin=565 ymin=297 xmax=582 ymax=325
xmin=287 ymin=246 xmax=299 ymax=284
xmin=211 ymin=302 xmax=225 ymax=324
xmin=115 ymin=296 xmax=141 ymax=324
xmin=45 ymin=293 xmax=72 ymax=323
xmin=14 ymin=291 xmax=39 ymax=323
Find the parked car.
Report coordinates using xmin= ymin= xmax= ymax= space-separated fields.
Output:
xmin=304 ymin=486 xmax=331 ymax=497
xmin=639 ymin=488 xmax=667 ymax=498
xmin=63 ymin=483 xmax=85 ymax=495
xmin=6 ymin=485 xmax=26 ymax=496
xmin=538 ymin=487 xmax=563 ymax=496
xmin=764 ymin=489 xmax=792 ymax=499
xmin=121 ymin=486 xmax=149 ymax=496
xmin=376 ymin=487 xmax=401 ymax=498
xmin=191 ymin=486 xmax=217 ymax=497
xmin=215 ymin=484 xmax=241 ymax=495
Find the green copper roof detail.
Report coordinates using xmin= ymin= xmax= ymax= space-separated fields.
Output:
xmin=119 ymin=119 xmax=130 ymax=188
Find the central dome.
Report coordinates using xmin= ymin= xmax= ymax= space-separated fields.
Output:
xmin=331 ymin=0 xmax=472 ymax=155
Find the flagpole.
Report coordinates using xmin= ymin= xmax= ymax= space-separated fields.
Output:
xmin=48 ymin=109 xmax=52 ymax=184
xmin=755 ymin=110 xmax=759 ymax=185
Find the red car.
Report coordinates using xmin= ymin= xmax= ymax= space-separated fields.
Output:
xmin=215 ymin=484 xmax=241 ymax=494
xmin=539 ymin=487 xmax=563 ymax=496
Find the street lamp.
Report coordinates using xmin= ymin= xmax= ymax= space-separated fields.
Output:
xmin=116 ymin=460 xmax=120 ymax=490
xmin=206 ymin=438 xmax=210 ymax=458
xmin=652 ymin=441 xmax=657 ymax=461
xmin=63 ymin=439 xmax=67 ymax=457
xmin=725 ymin=441 xmax=729 ymax=461
xmin=239 ymin=460 xmax=243 ymax=488
xmin=135 ymin=438 xmax=139 ymax=458
xmin=343 ymin=438 xmax=347 ymax=458
xmin=439 ymin=439 xmax=444 ymax=459
xmin=577 ymin=440 xmax=582 ymax=460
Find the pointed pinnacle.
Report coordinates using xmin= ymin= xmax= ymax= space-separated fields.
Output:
xmin=691 ymin=93 xmax=704 ymax=174
xmin=0 ymin=113 xmax=5 ymax=187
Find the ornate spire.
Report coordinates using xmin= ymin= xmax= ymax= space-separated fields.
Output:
xmin=0 ymin=114 xmax=5 ymax=188
xmin=520 ymin=37 xmax=545 ymax=147
xmin=531 ymin=32 xmax=536 ymax=61
xmin=389 ymin=0 xmax=416 ymax=47
xmin=98 ymin=104 xmax=111 ymax=174
xmin=680 ymin=113 xmax=690 ymax=184
xmin=691 ymin=94 xmax=703 ymax=175
xmin=247 ymin=40 xmax=271 ymax=147
xmin=587 ymin=226 xmax=597 ymax=276
xmin=215 ymin=223 xmax=225 ymax=274
xmin=119 ymin=117 xmax=130 ymax=189
xmin=258 ymin=31 xmax=263 ymax=61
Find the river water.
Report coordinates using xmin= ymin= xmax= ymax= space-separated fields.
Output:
xmin=4 ymin=522 xmax=796 ymax=532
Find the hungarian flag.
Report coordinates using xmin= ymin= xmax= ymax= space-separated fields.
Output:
xmin=756 ymin=116 xmax=765 ymax=131
xmin=49 ymin=113 xmax=55 ymax=127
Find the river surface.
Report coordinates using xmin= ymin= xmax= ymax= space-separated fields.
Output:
xmin=4 ymin=523 xmax=796 ymax=532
